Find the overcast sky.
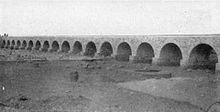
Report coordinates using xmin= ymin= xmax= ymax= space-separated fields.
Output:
xmin=0 ymin=0 xmax=220 ymax=36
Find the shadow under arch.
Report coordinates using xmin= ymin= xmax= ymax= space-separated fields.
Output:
xmin=84 ymin=41 xmax=97 ymax=57
xmin=10 ymin=40 xmax=15 ymax=49
xmin=50 ymin=41 xmax=59 ymax=52
xmin=21 ymin=40 xmax=27 ymax=50
xmin=5 ymin=40 xmax=10 ymax=49
xmin=188 ymin=43 xmax=218 ymax=71
xmin=42 ymin=41 xmax=49 ymax=52
xmin=27 ymin=40 xmax=34 ymax=51
xmin=35 ymin=40 xmax=41 ymax=50
xmin=61 ymin=41 xmax=70 ymax=53
xmin=158 ymin=43 xmax=183 ymax=66
xmin=116 ymin=42 xmax=132 ymax=61
xmin=134 ymin=42 xmax=154 ymax=64
xmin=99 ymin=41 xmax=113 ymax=57
xmin=1 ymin=40 xmax=6 ymax=48
xmin=73 ymin=41 xmax=82 ymax=55
xmin=15 ymin=40 xmax=21 ymax=50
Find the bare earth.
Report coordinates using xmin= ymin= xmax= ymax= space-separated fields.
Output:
xmin=0 ymin=57 xmax=219 ymax=112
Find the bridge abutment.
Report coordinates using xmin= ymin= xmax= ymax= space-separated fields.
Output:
xmin=129 ymin=55 xmax=135 ymax=62
xmin=216 ymin=55 xmax=220 ymax=73
xmin=152 ymin=57 xmax=159 ymax=65
xmin=216 ymin=63 xmax=220 ymax=73
xmin=180 ymin=58 xmax=188 ymax=68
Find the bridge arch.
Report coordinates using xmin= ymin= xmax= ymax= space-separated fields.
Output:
xmin=15 ymin=40 xmax=21 ymax=50
xmin=42 ymin=41 xmax=49 ymax=52
xmin=84 ymin=41 xmax=97 ymax=57
xmin=99 ymin=41 xmax=113 ymax=57
xmin=6 ymin=40 xmax=10 ymax=49
xmin=35 ymin=40 xmax=41 ymax=50
xmin=11 ymin=40 xmax=15 ymax=45
xmin=61 ymin=41 xmax=70 ymax=53
xmin=21 ymin=40 xmax=27 ymax=50
xmin=116 ymin=42 xmax=132 ymax=61
xmin=158 ymin=43 xmax=182 ymax=66
xmin=27 ymin=40 xmax=34 ymax=51
xmin=11 ymin=40 xmax=15 ymax=49
xmin=51 ymin=41 xmax=59 ymax=52
xmin=188 ymin=43 xmax=218 ymax=70
xmin=1 ymin=40 xmax=6 ymax=48
xmin=73 ymin=41 xmax=82 ymax=55
xmin=135 ymin=42 xmax=154 ymax=64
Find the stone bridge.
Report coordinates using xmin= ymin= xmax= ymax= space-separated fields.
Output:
xmin=1 ymin=35 xmax=220 ymax=71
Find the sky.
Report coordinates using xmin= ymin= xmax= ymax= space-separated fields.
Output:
xmin=0 ymin=0 xmax=220 ymax=36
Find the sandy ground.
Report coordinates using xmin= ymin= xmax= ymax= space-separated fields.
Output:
xmin=0 ymin=51 xmax=219 ymax=112
xmin=118 ymin=76 xmax=219 ymax=108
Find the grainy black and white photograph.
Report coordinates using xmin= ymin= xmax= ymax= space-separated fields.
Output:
xmin=0 ymin=0 xmax=220 ymax=112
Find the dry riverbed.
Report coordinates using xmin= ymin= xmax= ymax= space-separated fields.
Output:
xmin=0 ymin=58 xmax=219 ymax=112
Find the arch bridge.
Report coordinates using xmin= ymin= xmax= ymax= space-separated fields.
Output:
xmin=1 ymin=35 xmax=220 ymax=72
